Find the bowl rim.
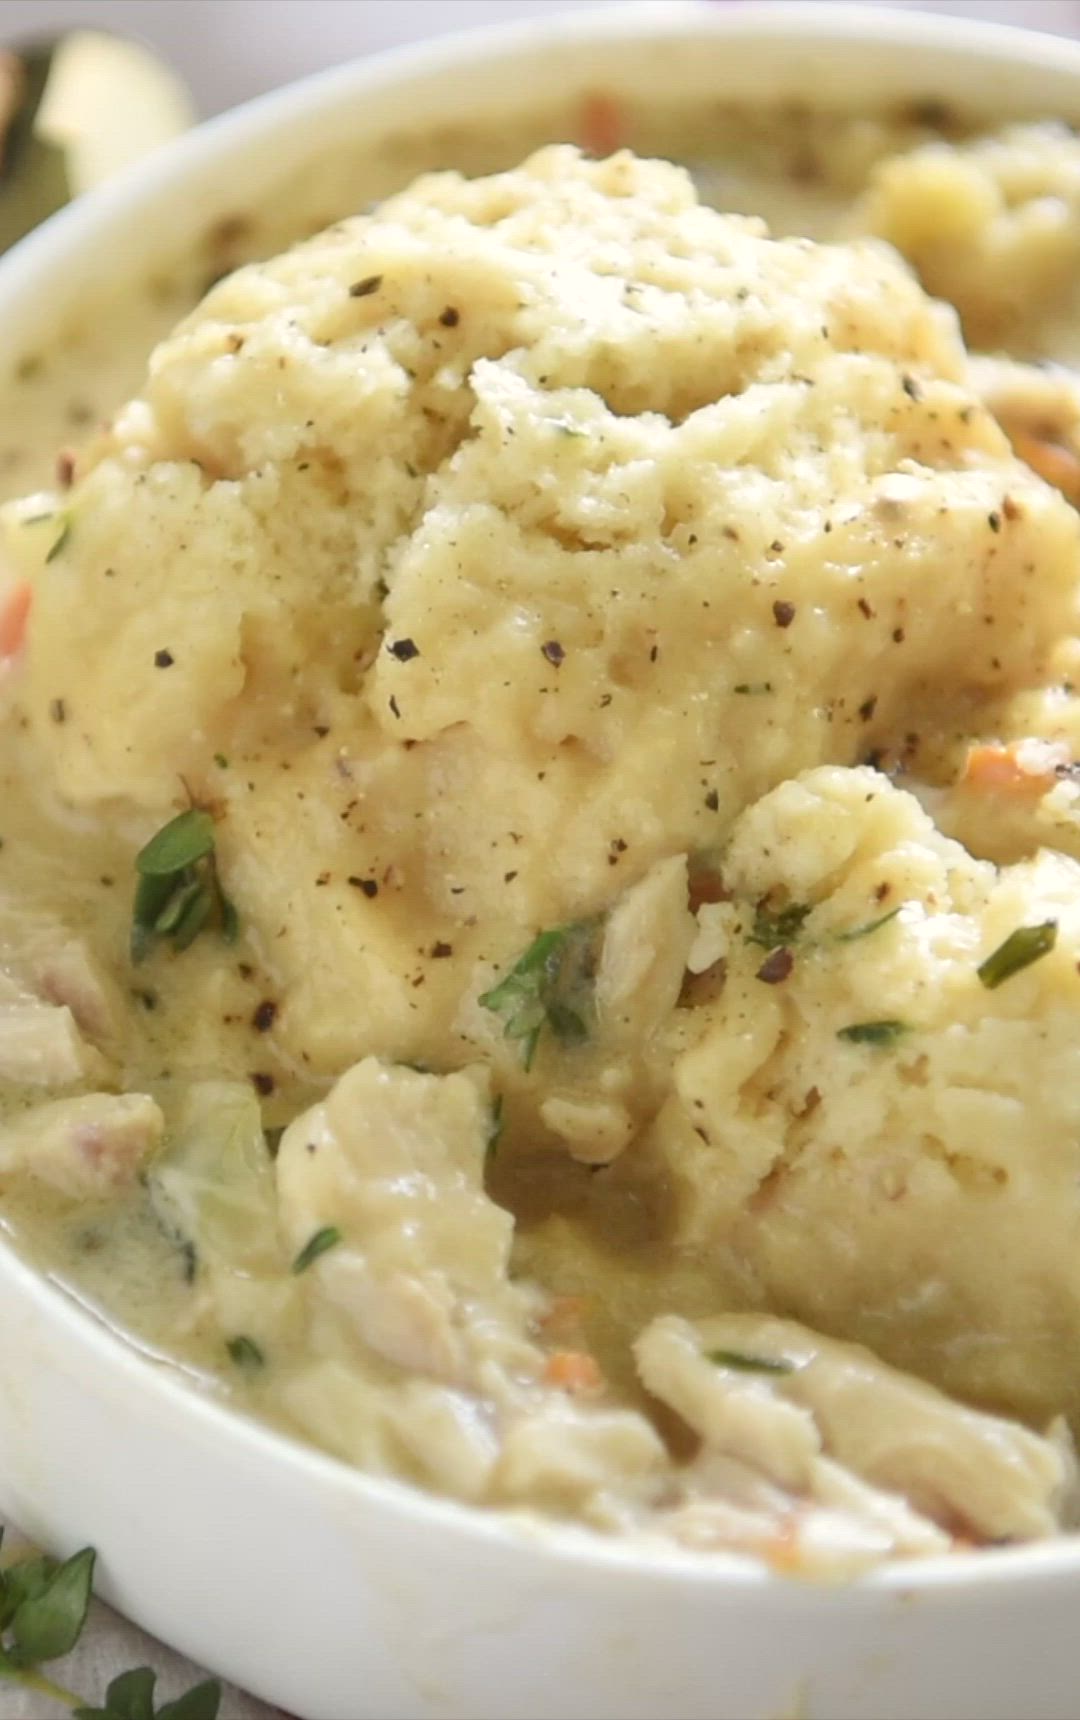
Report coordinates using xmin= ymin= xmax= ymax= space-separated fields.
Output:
xmin=5 ymin=0 xmax=1080 ymax=1601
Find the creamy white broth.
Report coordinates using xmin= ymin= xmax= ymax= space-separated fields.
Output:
xmin=4 ymin=96 xmax=1080 ymax=1567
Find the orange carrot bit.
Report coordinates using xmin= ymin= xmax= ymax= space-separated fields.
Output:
xmin=1011 ymin=430 xmax=1080 ymax=505
xmin=961 ymin=741 xmax=1062 ymax=797
xmin=544 ymin=1349 xmax=604 ymax=1395
xmin=0 ymin=580 xmax=31 ymax=662
xmin=764 ymin=1515 xmax=805 ymax=1576
xmin=579 ymin=92 xmax=624 ymax=158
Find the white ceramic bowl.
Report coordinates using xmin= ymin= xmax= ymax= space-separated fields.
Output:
xmin=5 ymin=6 xmax=1080 ymax=1717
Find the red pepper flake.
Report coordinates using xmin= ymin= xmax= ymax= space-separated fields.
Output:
xmin=439 ymin=306 xmax=460 ymax=328
xmin=388 ymin=637 xmax=420 ymax=661
xmin=154 ymin=648 xmax=175 ymax=668
xmin=1002 ymin=494 xmax=1021 ymax=522
xmin=857 ymin=597 xmax=874 ymax=620
xmin=56 ymin=450 xmax=75 ymax=487
xmin=579 ymin=91 xmax=624 ymax=156
xmin=349 ymin=274 xmax=383 ymax=298
xmin=348 ymin=876 xmax=379 ymax=898
xmin=431 ymin=941 xmax=453 ymax=958
xmin=892 ymin=626 xmax=906 ymax=644
xmin=251 ymin=1071 xmax=275 ymax=1096
xmin=704 ymin=789 xmax=720 ymax=811
xmin=858 ymin=695 xmax=877 ymax=722
xmin=541 ymin=640 xmax=565 ymax=666
xmin=756 ymin=947 xmax=794 ymax=984
xmin=252 ymin=999 xmax=278 ymax=1033
xmin=773 ymin=601 xmax=796 ymax=628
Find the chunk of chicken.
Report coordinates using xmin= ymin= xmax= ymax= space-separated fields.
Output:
xmin=0 ymin=899 xmax=120 ymax=1084
xmin=276 ymin=1058 xmax=540 ymax=1385
xmin=0 ymin=1091 xmax=163 ymax=1197
xmin=0 ymin=990 xmax=105 ymax=1086
xmin=636 ymin=1313 xmax=1076 ymax=1551
xmin=276 ymin=1059 xmax=671 ymax=1517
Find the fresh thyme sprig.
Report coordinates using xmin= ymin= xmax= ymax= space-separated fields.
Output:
xmin=0 ymin=1534 xmax=220 ymax=1717
xmin=131 ymin=809 xmax=238 ymax=964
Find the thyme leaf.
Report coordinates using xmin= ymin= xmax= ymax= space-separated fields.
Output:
xmin=136 ymin=810 xmax=215 ymax=876
xmin=130 ymin=812 xmax=237 ymax=963
xmin=708 ymin=1350 xmax=796 ymax=1374
xmin=833 ymin=905 xmax=901 ymax=942
xmin=292 ymin=1225 xmax=342 ymax=1274
xmin=977 ymin=921 xmax=1057 ymax=990
xmin=837 ymin=1019 xmax=908 ymax=1047
xmin=225 ymin=1334 xmax=264 ymax=1369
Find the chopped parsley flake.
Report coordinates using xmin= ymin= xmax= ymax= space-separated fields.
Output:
xmin=479 ymin=920 xmax=600 ymax=1071
xmin=748 ymin=901 xmax=811 ymax=951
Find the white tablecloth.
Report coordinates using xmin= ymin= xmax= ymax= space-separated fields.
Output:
xmin=0 ymin=0 xmax=1076 ymax=1714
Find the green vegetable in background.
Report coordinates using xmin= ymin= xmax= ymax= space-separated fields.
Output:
xmin=0 ymin=1534 xmax=219 ymax=1717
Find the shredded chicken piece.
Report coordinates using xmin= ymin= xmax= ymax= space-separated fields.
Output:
xmin=0 ymin=1091 xmax=163 ymax=1197
xmin=636 ymin=1313 xmax=1077 ymax=1549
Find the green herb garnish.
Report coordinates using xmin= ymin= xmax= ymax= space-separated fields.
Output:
xmin=226 ymin=1334 xmax=264 ymax=1369
xmin=131 ymin=810 xmax=238 ymax=964
xmin=479 ymin=920 xmax=600 ymax=1071
xmin=707 ymin=1350 xmax=796 ymax=1374
xmin=733 ymin=682 xmax=773 ymax=695
xmin=837 ymin=1019 xmax=908 ymax=1046
xmin=977 ymin=921 xmax=1058 ymax=990
xmin=834 ymin=906 xmax=902 ymax=943
xmin=748 ymin=901 xmax=811 ymax=951
xmin=0 ymin=1533 xmax=220 ymax=1718
xmin=44 ymin=519 xmax=70 ymax=563
xmin=292 ymin=1225 xmax=342 ymax=1274
xmin=74 ymin=1667 xmax=221 ymax=1719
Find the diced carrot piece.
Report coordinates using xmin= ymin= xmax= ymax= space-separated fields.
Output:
xmin=1011 ymin=431 xmax=1080 ymax=505
xmin=580 ymin=92 xmax=624 ymax=158
xmin=544 ymin=1349 xmax=603 ymax=1394
xmin=0 ymin=580 xmax=31 ymax=661
xmin=961 ymin=741 xmax=1059 ymax=796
